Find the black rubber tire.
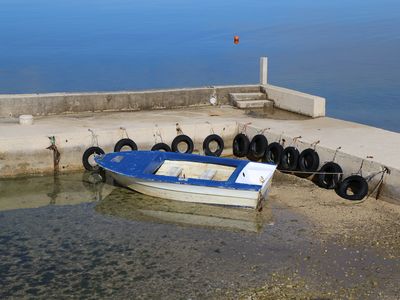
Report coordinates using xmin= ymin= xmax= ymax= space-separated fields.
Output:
xmin=247 ymin=134 xmax=268 ymax=161
xmin=114 ymin=138 xmax=138 ymax=152
xmin=314 ymin=162 xmax=343 ymax=189
xmin=232 ymin=134 xmax=250 ymax=157
xmin=151 ymin=143 xmax=171 ymax=152
xmin=203 ymin=134 xmax=224 ymax=157
xmin=335 ymin=175 xmax=368 ymax=201
xmin=279 ymin=147 xmax=300 ymax=171
xmin=82 ymin=146 xmax=105 ymax=171
xmin=262 ymin=142 xmax=283 ymax=165
xmin=171 ymin=135 xmax=194 ymax=154
xmin=296 ymin=148 xmax=320 ymax=178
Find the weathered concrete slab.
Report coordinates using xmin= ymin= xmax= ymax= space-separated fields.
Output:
xmin=262 ymin=84 xmax=326 ymax=117
xmin=234 ymin=100 xmax=274 ymax=109
xmin=229 ymin=92 xmax=273 ymax=109
xmin=229 ymin=93 xmax=267 ymax=101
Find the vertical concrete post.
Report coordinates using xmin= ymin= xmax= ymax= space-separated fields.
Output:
xmin=260 ymin=57 xmax=268 ymax=85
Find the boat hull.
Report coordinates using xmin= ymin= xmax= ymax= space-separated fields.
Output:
xmin=111 ymin=172 xmax=264 ymax=208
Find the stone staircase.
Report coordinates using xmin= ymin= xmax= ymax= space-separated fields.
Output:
xmin=229 ymin=92 xmax=274 ymax=109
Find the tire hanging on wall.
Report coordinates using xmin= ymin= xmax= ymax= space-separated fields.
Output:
xmin=296 ymin=148 xmax=320 ymax=178
xmin=114 ymin=138 xmax=138 ymax=152
xmin=82 ymin=146 xmax=105 ymax=171
xmin=151 ymin=143 xmax=171 ymax=152
xmin=314 ymin=162 xmax=343 ymax=189
xmin=246 ymin=134 xmax=268 ymax=161
xmin=335 ymin=175 xmax=368 ymax=201
xmin=203 ymin=134 xmax=224 ymax=157
xmin=262 ymin=142 xmax=284 ymax=165
xmin=171 ymin=135 xmax=194 ymax=154
xmin=279 ymin=147 xmax=300 ymax=171
xmin=232 ymin=133 xmax=250 ymax=157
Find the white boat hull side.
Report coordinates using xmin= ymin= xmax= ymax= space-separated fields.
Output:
xmin=111 ymin=173 xmax=262 ymax=208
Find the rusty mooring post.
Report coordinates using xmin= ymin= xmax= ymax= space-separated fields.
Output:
xmin=46 ymin=136 xmax=61 ymax=174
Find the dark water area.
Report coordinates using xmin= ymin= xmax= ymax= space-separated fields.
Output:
xmin=0 ymin=173 xmax=399 ymax=298
xmin=0 ymin=0 xmax=400 ymax=131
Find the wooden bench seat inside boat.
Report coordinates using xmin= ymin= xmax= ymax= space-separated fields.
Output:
xmin=155 ymin=160 xmax=235 ymax=181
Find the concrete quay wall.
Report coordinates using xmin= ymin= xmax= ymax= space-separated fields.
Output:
xmin=0 ymin=84 xmax=325 ymax=119
xmin=0 ymin=113 xmax=238 ymax=178
xmin=243 ymin=120 xmax=400 ymax=205
xmin=1 ymin=106 xmax=399 ymax=205
xmin=0 ymin=85 xmax=261 ymax=117
xmin=262 ymin=84 xmax=326 ymax=118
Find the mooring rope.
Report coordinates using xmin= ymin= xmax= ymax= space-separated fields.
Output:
xmin=279 ymin=170 xmax=344 ymax=175
xmin=239 ymin=122 xmax=252 ymax=135
xmin=367 ymin=167 xmax=390 ymax=200
xmin=88 ymin=129 xmax=99 ymax=147
xmin=119 ymin=127 xmax=129 ymax=139
xmin=310 ymin=140 xmax=320 ymax=150
xmin=332 ymin=146 xmax=341 ymax=162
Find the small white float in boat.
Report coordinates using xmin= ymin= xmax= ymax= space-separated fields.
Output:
xmin=95 ymin=151 xmax=277 ymax=210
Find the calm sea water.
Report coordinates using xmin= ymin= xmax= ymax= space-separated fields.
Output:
xmin=0 ymin=0 xmax=399 ymax=132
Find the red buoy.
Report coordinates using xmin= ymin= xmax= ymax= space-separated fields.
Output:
xmin=234 ymin=35 xmax=239 ymax=44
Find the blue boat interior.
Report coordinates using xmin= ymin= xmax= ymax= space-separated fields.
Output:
xmin=95 ymin=151 xmax=262 ymax=191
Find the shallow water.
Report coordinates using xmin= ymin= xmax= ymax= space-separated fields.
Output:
xmin=0 ymin=172 xmax=399 ymax=298
xmin=1 ymin=0 xmax=400 ymax=132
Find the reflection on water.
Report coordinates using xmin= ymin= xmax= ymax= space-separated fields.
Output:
xmin=0 ymin=172 xmax=112 ymax=211
xmin=96 ymin=188 xmax=273 ymax=233
xmin=0 ymin=171 xmax=272 ymax=233
xmin=1 ymin=0 xmax=400 ymax=131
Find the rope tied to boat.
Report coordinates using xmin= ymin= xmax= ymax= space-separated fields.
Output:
xmin=279 ymin=170 xmax=344 ymax=175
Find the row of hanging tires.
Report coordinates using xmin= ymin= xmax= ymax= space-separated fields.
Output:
xmin=82 ymin=133 xmax=369 ymax=201
xmin=232 ymin=133 xmax=368 ymax=201
xmin=82 ymin=134 xmax=223 ymax=171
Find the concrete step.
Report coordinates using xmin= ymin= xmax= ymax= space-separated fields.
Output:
xmin=229 ymin=92 xmax=267 ymax=101
xmin=234 ymin=99 xmax=274 ymax=109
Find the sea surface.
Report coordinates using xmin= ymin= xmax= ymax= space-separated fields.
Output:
xmin=0 ymin=0 xmax=399 ymax=132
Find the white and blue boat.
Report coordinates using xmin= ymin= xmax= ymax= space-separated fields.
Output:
xmin=95 ymin=151 xmax=277 ymax=210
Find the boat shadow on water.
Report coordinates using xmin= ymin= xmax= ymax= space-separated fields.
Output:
xmin=0 ymin=170 xmax=274 ymax=233
xmin=95 ymin=187 xmax=274 ymax=233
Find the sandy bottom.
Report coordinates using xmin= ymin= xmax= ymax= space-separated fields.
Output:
xmin=238 ymin=172 xmax=400 ymax=299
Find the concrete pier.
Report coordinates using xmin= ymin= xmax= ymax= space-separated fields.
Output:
xmin=0 ymin=103 xmax=399 ymax=205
